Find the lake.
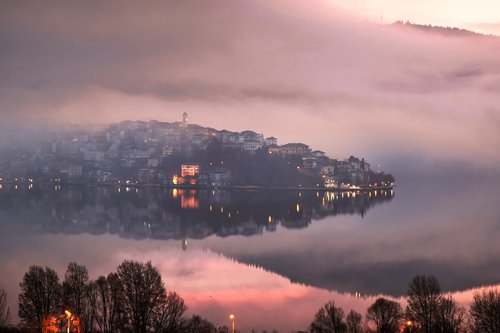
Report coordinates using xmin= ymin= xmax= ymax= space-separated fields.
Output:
xmin=0 ymin=178 xmax=499 ymax=332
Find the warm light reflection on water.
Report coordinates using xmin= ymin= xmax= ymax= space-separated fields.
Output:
xmin=0 ymin=179 xmax=499 ymax=331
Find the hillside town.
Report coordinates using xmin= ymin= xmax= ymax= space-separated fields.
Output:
xmin=0 ymin=113 xmax=394 ymax=189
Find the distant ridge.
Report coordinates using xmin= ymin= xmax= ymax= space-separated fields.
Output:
xmin=391 ymin=21 xmax=496 ymax=38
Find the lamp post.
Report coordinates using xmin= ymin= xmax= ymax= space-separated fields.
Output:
xmin=407 ymin=320 xmax=413 ymax=333
xmin=229 ymin=314 xmax=235 ymax=333
xmin=65 ymin=310 xmax=72 ymax=333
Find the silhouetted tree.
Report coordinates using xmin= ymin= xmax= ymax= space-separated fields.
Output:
xmin=0 ymin=288 xmax=10 ymax=328
xmin=117 ymin=260 xmax=187 ymax=333
xmin=406 ymin=275 xmax=442 ymax=333
xmin=435 ymin=295 xmax=466 ymax=333
xmin=63 ymin=262 xmax=91 ymax=332
xmin=366 ymin=298 xmax=402 ymax=333
xmin=152 ymin=291 xmax=187 ymax=332
xmin=18 ymin=266 xmax=62 ymax=333
xmin=185 ymin=315 xmax=216 ymax=333
xmin=88 ymin=273 xmax=123 ymax=333
xmin=310 ymin=300 xmax=346 ymax=333
xmin=346 ymin=310 xmax=362 ymax=333
xmin=470 ymin=288 xmax=500 ymax=333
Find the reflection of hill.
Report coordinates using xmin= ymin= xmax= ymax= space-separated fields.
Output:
xmin=229 ymin=252 xmax=500 ymax=297
xmin=0 ymin=185 xmax=393 ymax=240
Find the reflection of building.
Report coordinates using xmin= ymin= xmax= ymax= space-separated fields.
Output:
xmin=180 ymin=189 xmax=199 ymax=209
xmin=2 ymin=185 xmax=394 ymax=242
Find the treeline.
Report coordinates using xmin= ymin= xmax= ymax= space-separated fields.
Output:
xmin=0 ymin=261 xmax=221 ymax=333
xmin=305 ymin=275 xmax=499 ymax=333
xmin=0 ymin=268 xmax=498 ymax=333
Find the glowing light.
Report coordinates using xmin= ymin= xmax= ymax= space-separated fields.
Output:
xmin=296 ymin=203 xmax=300 ymax=213
xmin=268 ymin=215 xmax=272 ymax=223
xmin=229 ymin=313 xmax=235 ymax=333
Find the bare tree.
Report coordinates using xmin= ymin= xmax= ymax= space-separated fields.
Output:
xmin=88 ymin=273 xmax=123 ymax=333
xmin=0 ymin=287 xmax=10 ymax=328
xmin=346 ymin=310 xmax=362 ymax=333
xmin=117 ymin=260 xmax=188 ymax=333
xmin=406 ymin=275 xmax=442 ymax=333
xmin=18 ymin=265 xmax=62 ymax=333
xmin=63 ymin=262 xmax=92 ymax=332
xmin=184 ymin=314 xmax=216 ymax=333
xmin=435 ymin=295 xmax=466 ymax=333
xmin=470 ymin=288 xmax=500 ymax=333
xmin=310 ymin=300 xmax=346 ymax=333
xmin=152 ymin=291 xmax=187 ymax=332
xmin=366 ymin=298 xmax=402 ymax=333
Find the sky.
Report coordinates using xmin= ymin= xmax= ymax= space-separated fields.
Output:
xmin=1 ymin=0 xmax=499 ymax=175
xmin=330 ymin=0 xmax=500 ymax=35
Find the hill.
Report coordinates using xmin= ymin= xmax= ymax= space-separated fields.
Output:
xmin=391 ymin=21 xmax=495 ymax=38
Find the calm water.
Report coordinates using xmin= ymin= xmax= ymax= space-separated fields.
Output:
xmin=0 ymin=179 xmax=499 ymax=332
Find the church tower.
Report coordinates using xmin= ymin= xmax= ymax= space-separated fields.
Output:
xmin=181 ymin=112 xmax=188 ymax=127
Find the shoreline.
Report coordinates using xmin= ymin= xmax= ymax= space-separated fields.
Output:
xmin=0 ymin=181 xmax=394 ymax=192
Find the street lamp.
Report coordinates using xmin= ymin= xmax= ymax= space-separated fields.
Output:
xmin=65 ymin=310 xmax=72 ymax=333
xmin=229 ymin=314 xmax=235 ymax=333
xmin=406 ymin=320 xmax=413 ymax=333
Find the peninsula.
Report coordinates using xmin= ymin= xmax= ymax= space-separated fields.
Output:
xmin=0 ymin=113 xmax=394 ymax=190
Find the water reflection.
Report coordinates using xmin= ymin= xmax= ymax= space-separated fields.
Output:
xmin=0 ymin=185 xmax=393 ymax=240
xmin=1 ymin=180 xmax=499 ymax=331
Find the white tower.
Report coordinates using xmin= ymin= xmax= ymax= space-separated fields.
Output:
xmin=182 ymin=112 xmax=188 ymax=127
